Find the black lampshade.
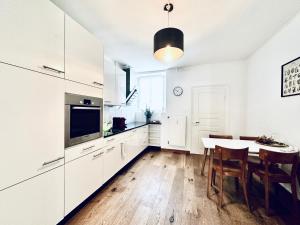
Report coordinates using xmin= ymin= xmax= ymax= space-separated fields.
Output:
xmin=154 ymin=27 xmax=184 ymax=62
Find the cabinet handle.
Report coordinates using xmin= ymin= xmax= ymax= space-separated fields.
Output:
xmin=120 ymin=143 xmax=124 ymax=158
xmin=93 ymin=81 xmax=103 ymax=86
xmin=42 ymin=65 xmax=64 ymax=74
xmin=82 ymin=145 xmax=95 ymax=152
xmin=93 ymin=152 xmax=104 ymax=159
xmin=106 ymin=146 xmax=115 ymax=152
xmin=42 ymin=156 xmax=64 ymax=167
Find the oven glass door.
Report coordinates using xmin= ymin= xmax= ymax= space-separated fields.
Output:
xmin=70 ymin=106 xmax=100 ymax=139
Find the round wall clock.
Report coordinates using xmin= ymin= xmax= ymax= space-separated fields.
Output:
xmin=173 ymin=86 xmax=183 ymax=96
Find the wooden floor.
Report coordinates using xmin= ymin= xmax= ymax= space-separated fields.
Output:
xmin=65 ymin=150 xmax=295 ymax=225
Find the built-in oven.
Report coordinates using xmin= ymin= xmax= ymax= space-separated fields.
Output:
xmin=65 ymin=93 xmax=103 ymax=148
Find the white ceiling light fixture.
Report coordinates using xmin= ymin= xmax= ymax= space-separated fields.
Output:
xmin=153 ymin=2 xmax=184 ymax=63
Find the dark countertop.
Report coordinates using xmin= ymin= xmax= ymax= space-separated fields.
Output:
xmin=103 ymin=122 xmax=148 ymax=138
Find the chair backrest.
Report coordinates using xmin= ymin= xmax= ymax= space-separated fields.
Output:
xmin=215 ymin=145 xmax=249 ymax=162
xmin=209 ymin=134 xmax=233 ymax=139
xmin=240 ymin=136 xmax=259 ymax=141
xmin=259 ymin=149 xmax=299 ymax=176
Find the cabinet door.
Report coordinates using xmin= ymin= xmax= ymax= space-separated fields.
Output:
xmin=0 ymin=63 xmax=64 ymax=190
xmin=0 ymin=0 xmax=64 ymax=78
xmin=103 ymin=57 xmax=117 ymax=105
xmin=65 ymin=15 xmax=104 ymax=88
xmin=0 ymin=166 xmax=64 ymax=225
xmin=65 ymin=149 xmax=104 ymax=214
xmin=116 ymin=66 xmax=126 ymax=105
xmin=103 ymin=144 xmax=122 ymax=182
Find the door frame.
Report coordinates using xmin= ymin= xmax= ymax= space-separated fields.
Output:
xmin=190 ymin=85 xmax=230 ymax=154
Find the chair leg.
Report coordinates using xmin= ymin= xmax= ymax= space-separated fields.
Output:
xmin=291 ymin=178 xmax=299 ymax=217
xmin=235 ymin=177 xmax=239 ymax=191
xmin=241 ymin=176 xmax=250 ymax=210
xmin=207 ymin=162 xmax=212 ymax=198
xmin=264 ymin=178 xmax=270 ymax=216
xmin=212 ymin=170 xmax=216 ymax=186
xmin=219 ymin=173 xmax=224 ymax=208
xmin=201 ymin=148 xmax=208 ymax=176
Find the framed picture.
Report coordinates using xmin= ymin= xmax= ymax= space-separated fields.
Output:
xmin=281 ymin=56 xmax=300 ymax=97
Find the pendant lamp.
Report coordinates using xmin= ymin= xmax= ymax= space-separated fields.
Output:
xmin=154 ymin=3 xmax=184 ymax=62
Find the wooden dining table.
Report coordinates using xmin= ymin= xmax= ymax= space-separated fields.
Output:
xmin=201 ymin=137 xmax=299 ymax=175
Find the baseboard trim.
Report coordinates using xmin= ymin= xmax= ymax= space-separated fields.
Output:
xmin=161 ymin=148 xmax=190 ymax=154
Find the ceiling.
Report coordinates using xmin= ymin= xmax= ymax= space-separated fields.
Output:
xmin=52 ymin=0 xmax=300 ymax=72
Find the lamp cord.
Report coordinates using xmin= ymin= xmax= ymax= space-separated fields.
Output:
xmin=164 ymin=1 xmax=173 ymax=27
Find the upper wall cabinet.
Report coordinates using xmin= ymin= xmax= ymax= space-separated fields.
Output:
xmin=0 ymin=0 xmax=64 ymax=78
xmin=103 ymin=57 xmax=126 ymax=105
xmin=65 ymin=15 xmax=104 ymax=88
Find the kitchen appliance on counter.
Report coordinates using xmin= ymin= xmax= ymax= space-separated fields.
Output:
xmin=65 ymin=93 xmax=103 ymax=148
xmin=112 ymin=117 xmax=126 ymax=131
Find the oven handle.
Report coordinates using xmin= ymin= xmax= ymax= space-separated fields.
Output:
xmin=72 ymin=106 xmax=101 ymax=110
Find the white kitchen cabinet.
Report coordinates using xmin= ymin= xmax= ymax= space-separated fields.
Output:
xmin=65 ymin=138 xmax=105 ymax=163
xmin=122 ymin=130 xmax=139 ymax=164
xmin=0 ymin=0 xmax=64 ymax=78
xmin=116 ymin=66 xmax=127 ymax=104
xmin=121 ymin=126 xmax=148 ymax=165
xmin=103 ymin=57 xmax=126 ymax=105
xmin=0 ymin=63 xmax=64 ymax=190
xmin=103 ymin=57 xmax=117 ymax=105
xmin=65 ymin=148 xmax=105 ymax=214
xmin=149 ymin=124 xmax=161 ymax=147
xmin=103 ymin=143 xmax=122 ymax=182
xmin=65 ymin=15 xmax=104 ymax=88
xmin=0 ymin=166 xmax=64 ymax=225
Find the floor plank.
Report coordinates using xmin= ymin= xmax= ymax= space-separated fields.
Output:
xmin=65 ymin=150 xmax=295 ymax=225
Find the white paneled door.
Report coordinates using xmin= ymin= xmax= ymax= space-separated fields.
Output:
xmin=191 ymin=86 xmax=227 ymax=154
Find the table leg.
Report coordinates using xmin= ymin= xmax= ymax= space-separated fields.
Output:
xmin=201 ymin=148 xmax=209 ymax=176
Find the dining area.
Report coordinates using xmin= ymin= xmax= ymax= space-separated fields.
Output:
xmin=200 ymin=134 xmax=300 ymax=222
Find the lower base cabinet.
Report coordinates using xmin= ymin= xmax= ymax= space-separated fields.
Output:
xmin=0 ymin=166 xmax=64 ymax=225
xmin=65 ymin=149 xmax=104 ymax=215
xmin=103 ymin=143 xmax=122 ymax=182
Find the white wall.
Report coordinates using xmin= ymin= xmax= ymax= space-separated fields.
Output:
xmin=163 ymin=61 xmax=247 ymax=153
xmin=246 ymin=12 xmax=300 ymax=148
xmin=246 ymin=12 xmax=300 ymax=195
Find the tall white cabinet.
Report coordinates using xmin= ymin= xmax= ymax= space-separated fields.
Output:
xmin=0 ymin=1 xmax=105 ymax=225
xmin=65 ymin=15 xmax=104 ymax=88
xmin=0 ymin=0 xmax=65 ymax=78
xmin=0 ymin=166 xmax=64 ymax=225
xmin=0 ymin=63 xmax=65 ymax=191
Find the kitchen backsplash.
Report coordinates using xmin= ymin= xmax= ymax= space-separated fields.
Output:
xmin=104 ymin=105 xmax=137 ymax=124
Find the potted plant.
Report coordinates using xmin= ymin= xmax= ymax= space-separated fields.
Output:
xmin=144 ymin=107 xmax=153 ymax=124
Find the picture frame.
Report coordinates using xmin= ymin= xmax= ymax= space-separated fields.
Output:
xmin=281 ymin=56 xmax=300 ymax=97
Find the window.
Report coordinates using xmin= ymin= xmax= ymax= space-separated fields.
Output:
xmin=137 ymin=72 xmax=166 ymax=112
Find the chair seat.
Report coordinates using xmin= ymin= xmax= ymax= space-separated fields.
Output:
xmin=248 ymin=161 xmax=290 ymax=181
xmin=212 ymin=159 xmax=242 ymax=174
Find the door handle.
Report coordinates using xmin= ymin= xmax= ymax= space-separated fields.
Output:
xmin=106 ymin=146 xmax=115 ymax=153
xmin=42 ymin=65 xmax=64 ymax=74
xmin=42 ymin=156 xmax=64 ymax=167
xmin=93 ymin=81 xmax=103 ymax=86
xmin=93 ymin=152 xmax=104 ymax=159
xmin=82 ymin=145 xmax=95 ymax=152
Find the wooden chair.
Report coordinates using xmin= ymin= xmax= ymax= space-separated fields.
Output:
xmin=200 ymin=134 xmax=233 ymax=175
xmin=240 ymin=136 xmax=259 ymax=141
xmin=248 ymin=149 xmax=299 ymax=216
xmin=207 ymin=145 xmax=250 ymax=209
